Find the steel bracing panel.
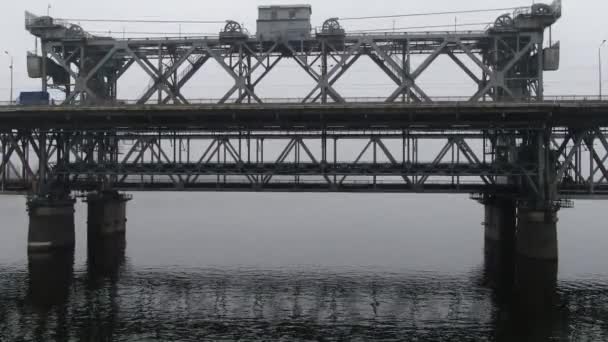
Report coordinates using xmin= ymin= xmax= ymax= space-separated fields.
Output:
xmin=0 ymin=128 xmax=606 ymax=199
xmin=33 ymin=21 xmax=551 ymax=105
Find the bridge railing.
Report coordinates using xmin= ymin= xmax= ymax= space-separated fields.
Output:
xmin=1 ymin=95 xmax=608 ymax=107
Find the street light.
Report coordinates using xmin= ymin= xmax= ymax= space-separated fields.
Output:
xmin=4 ymin=51 xmax=13 ymax=105
xmin=600 ymin=40 xmax=606 ymax=99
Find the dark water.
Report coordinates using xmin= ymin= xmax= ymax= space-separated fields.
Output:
xmin=1 ymin=193 xmax=608 ymax=341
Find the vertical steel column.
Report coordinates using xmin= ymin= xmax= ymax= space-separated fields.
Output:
xmin=41 ymin=44 xmax=48 ymax=93
xmin=493 ymin=37 xmax=500 ymax=100
xmin=451 ymin=139 xmax=455 ymax=185
xmin=1 ymin=134 xmax=6 ymax=190
xmin=537 ymin=131 xmax=547 ymax=205
xmin=187 ymin=137 xmax=191 ymax=163
xmin=22 ymin=135 xmax=29 ymax=183
xmin=537 ymin=41 xmax=544 ymax=100
xmin=247 ymin=132 xmax=251 ymax=164
xmin=321 ymin=41 xmax=328 ymax=104
xmin=321 ymin=131 xmax=327 ymax=164
xmin=79 ymin=45 xmax=86 ymax=104
xmin=333 ymin=138 xmax=337 ymax=184
xmin=238 ymin=45 xmax=244 ymax=102
xmin=373 ymin=138 xmax=377 ymax=185
xmin=158 ymin=44 xmax=163 ymax=104
xmin=402 ymin=131 xmax=406 ymax=167
xmin=247 ymin=54 xmax=253 ymax=104
xmin=456 ymin=138 xmax=461 ymax=187
xmin=295 ymin=138 xmax=300 ymax=184
xmin=402 ymin=40 xmax=411 ymax=103
xmin=38 ymin=132 xmax=47 ymax=193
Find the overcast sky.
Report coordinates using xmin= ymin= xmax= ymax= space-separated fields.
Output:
xmin=0 ymin=0 xmax=605 ymax=101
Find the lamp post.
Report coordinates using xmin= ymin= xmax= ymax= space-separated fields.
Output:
xmin=4 ymin=51 xmax=13 ymax=105
xmin=600 ymin=40 xmax=606 ymax=99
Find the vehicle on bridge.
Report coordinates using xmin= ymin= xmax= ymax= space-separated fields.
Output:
xmin=18 ymin=91 xmax=50 ymax=106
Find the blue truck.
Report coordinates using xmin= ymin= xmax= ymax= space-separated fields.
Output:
xmin=18 ymin=91 xmax=50 ymax=105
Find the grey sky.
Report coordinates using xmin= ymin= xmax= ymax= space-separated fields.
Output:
xmin=0 ymin=0 xmax=605 ymax=101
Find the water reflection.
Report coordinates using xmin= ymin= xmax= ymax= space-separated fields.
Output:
xmin=81 ymin=236 xmax=126 ymax=342
xmin=27 ymin=250 xmax=74 ymax=309
xmin=0 ymin=241 xmax=607 ymax=340
xmin=482 ymin=239 xmax=570 ymax=342
xmin=87 ymin=235 xmax=127 ymax=283
xmin=21 ymin=250 xmax=75 ymax=342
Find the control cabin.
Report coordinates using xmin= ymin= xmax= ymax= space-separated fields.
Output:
xmin=257 ymin=5 xmax=312 ymax=42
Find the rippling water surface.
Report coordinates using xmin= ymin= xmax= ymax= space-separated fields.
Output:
xmin=0 ymin=193 xmax=607 ymax=341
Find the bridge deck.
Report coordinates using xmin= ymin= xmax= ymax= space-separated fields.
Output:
xmin=0 ymin=101 xmax=607 ymax=130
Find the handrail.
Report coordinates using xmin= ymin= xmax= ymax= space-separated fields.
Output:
xmin=3 ymin=95 xmax=608 ymax=107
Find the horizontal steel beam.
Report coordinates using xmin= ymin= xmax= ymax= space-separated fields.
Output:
xmin=2 ymin=102 xmax=608 ymax=130
xmin=56 ymin=162 xmax=536 ymax=177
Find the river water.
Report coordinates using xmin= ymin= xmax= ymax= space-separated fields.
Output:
xmin=0 ymin=193 xmax=607 ymax=341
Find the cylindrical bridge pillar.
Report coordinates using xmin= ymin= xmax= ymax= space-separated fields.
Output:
xmin=483 ymin=198 xmax=517 ymax=282
xmin=27 ymin=197 xmax=76 ymax=252
xmin=484 ymin=198 xmax=517 ymax=245
xmin=86 ymin=191 xmax=131 ymax=238
xmin=516 ymin=207 xmax=558 ymax=261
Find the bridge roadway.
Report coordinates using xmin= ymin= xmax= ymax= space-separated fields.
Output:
xmin=1 ymin=101 xmax=607 ymax=130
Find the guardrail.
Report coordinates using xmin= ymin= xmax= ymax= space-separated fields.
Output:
xmin=1 ymin=95 xmax=608 ymax=107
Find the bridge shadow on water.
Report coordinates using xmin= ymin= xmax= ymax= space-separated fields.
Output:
xmin=481 ymin=244 xmax=569 ymax=342
xmin=1 ymin=232 xmax=608 ymax=340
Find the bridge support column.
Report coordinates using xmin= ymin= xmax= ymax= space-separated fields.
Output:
xmin=27 ymin=196 xmax=76 ymax=252
xmin=483 ymin=198 xmax=517 ymax=284
xmin=86 ymin=191 xmax=131 ymax=238
xmin=516 ymin=207 xmax=558 ymax=261
xmin=484 ymin=198 xmax=516 ymax=247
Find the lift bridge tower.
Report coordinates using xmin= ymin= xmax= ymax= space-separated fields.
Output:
xmin=23 ymin=1 xmax=561 ymax=105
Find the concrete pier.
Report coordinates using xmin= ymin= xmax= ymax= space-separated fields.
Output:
xmin=483 ymin=198 xmax=517 ymax=292
xmin=484 ymin=199 xmax=517 ymax=246
xmin=27 ymin=197 xmax=76 ymax=252
xmin=86 ymin=191 xmax=131 ymax=237
xmin=516 ymin=208 xmax=559 ymax=261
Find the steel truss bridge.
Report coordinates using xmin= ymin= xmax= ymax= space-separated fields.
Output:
xmin=0 ymin=102 xmax=608 ymax=202
xmin=7 ymin=2 xmax=607 ymax=205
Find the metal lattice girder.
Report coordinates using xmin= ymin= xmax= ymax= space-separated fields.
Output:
xmin=37 ymin=24 xmax=550 ymax=105
xmin=137 ymin=45 xmax=199 ymax=104
xmin=58 ymin=162 xmax=534 ymax=177
xmin=370 ymin=39 xmax=447 ymax=103
xmin=3 ymin=124 xmax=608 ymax=197
xmin=58 ymin=131 xmax=523 ymax=191
xmin=124 ymin=45 xmax=183 ymax=104
xmin=203 ymin=43 xmax=263 ymax=104
xmin=284 ymin=42 xmax=353 ymax=104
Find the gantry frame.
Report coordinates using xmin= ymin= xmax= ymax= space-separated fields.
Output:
xmin=27 ymin=6 xmax=559 ymax=106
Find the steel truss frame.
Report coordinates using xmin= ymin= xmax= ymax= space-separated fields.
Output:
xmin=553 ymin=128 xmax=608 ymax=196
xmin=40 ymin=28 xmax=547 ymax=105
xmin=0 ymin=128 xmax=606 ymax=197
